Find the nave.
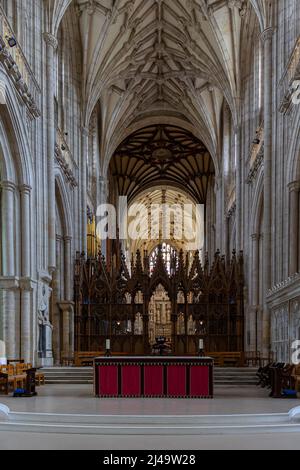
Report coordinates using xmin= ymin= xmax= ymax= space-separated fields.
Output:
xmin=0 ymin=0 xmax=300 ymax=451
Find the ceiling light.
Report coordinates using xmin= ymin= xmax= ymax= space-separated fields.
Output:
xmin=6 ymin=36 xmax=17 ymax=48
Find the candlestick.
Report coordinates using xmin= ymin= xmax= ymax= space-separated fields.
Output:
xmin=199 ymin=339 xmax=205 ymax=357
xmin=106 ymin=339 xmax=111 ymax=350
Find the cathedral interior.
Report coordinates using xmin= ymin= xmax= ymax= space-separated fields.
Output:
xmin=0 ymin=0 xmax=300 ymax=451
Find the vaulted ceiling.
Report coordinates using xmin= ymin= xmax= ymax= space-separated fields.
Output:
xmin=74 ymin=0 xmax=254 ymax=169
xmin=110 ymin=124 xmax=215 ymax=203
xmin=51 ymin=0 xmax=270 ymax=171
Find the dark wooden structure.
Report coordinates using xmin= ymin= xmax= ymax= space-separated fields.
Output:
xmin=74 ymin=249 xmax=244 ymax=356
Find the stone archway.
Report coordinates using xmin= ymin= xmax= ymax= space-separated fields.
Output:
xmin=0 ymin=98 xmax=34 ymax=363
xmin=51 ymin=177 xmax=74 ymax=365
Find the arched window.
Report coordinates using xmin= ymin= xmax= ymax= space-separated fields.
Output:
xmin=149 ymin=243 xmax=176 ymax=274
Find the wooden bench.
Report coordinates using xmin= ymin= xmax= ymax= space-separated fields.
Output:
xmin=75 ymin=352 xmax=130 ymax=367
xmin=0 ymin=363 xmax=45 ymax=393
xmin=207 ymin=352 xmax=245 ymax=367
xmin=245 ymin=351 xmax=261 ymax=367
xmin=16 ymin=363 xmax=45 ymax=386
xmin=0 ymin=365 xmax=26 ymax=391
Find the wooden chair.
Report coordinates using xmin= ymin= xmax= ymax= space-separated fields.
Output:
xmin=291 ymin=365 xmax=300 ymax=391
xmin=207 ymin=352 xmax=245 ymax=367
xmin=245 ymin=351 xmax=261 ymax=367
xmin=36 ymin=369 xmax=45 ymax=386
xmin=15 ymin=363 xmax=44 ymax=386
xmin=0 ymin=373 xmax=9 ymax=395
xmin=0 ymin=365 xmax=18 ymax=391
xmin=14 ymin=363 xmax=28 ymax=389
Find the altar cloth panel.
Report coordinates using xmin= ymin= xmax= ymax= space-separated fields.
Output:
xmin=94 ymin=357 xmax=214 ymax=398
xmin=121 ymin=365 xmax=141 ymax=397
xmin=167 ymin=365 xmax=187 ymax=397
xmin=144 ymin=365 xmax=164 ymax=397
xmin=190 ymin=365 xmax=210 ymax=397
xmin=98 ymin=365 xmax=118 ymax=397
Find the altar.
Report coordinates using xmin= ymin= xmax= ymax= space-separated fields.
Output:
xmin=94 ymin=356 xmax=213 ymax=399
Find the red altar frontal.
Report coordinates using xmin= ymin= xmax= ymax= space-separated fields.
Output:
xmin=94 ymin=357 xmax=214 ymax=399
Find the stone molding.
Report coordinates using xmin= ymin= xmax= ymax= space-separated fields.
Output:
xmin=288 ymin=181 xmax=300 ymax=193
xmin=19 ymin=277 xmax=35 ymax=291
xmin=0 ymin=180 xmax=16 ymax=192
xmin=55 ymin=143 xmax=78 ymax=188
xmin=247 ymin=145 xmax=264 ymax=184
xmin=267 ymin=272 xmax=300 ymax=305
xmin=43 ymin=33 xmax=58 ymax=50
xmin=0 ymin=37 xmax=41 ymax=118
xmin=58 ymin=301 xmax=75 ymax=314
xmin=19 ymin=184 xmax=32 ymax=194
xmin=260 ymin=28 xmax=274 ymax=44
xmin=82 ymin=127 xmax=90 ymax=138
xmin=0 ymin=277 xmax=20 ymax=290
xmin=227 ymin=202 xmax=236 ymax=218
xmin=251 ymin=233 xmax=261 ymax=242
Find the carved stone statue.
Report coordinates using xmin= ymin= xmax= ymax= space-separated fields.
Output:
xmin=0 ymin=340 xmax=6 ymax=365
xmin=38 ymin=286 xmax=53 ymax=366
xmin=134 ymin=313 xmax=143 ymax=336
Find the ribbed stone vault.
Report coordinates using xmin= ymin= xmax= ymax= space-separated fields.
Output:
xmin=74 ymin=0 xmax=254 ymax=166
xmin=110 ymin=124 xmax=215 ymax=203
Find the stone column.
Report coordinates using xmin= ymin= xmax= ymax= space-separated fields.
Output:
xmin=64 ymin=236 xmax=72 ymax=301
xmin=1 ymin=181 xmax=16 ymax=359
xmin=261 ymin=28 xmax=274 ymax=356
xmin=215 ymin=176 xmax=222 ymax=250
xmin=1 ymin=181 xmax=16 ymax=277
xmin=52 ymin=235 xmax=62 ymax=363
xmin=20 ymin=185 xmax=32 ymax=362
xmin=235 ymin=126 xmax=242 ymax=252
xmin=289 ymin=182 xmax=300 ymax=275
xmin=59 ymin=302 xmax=74 ymax=364
xmin=81 ymin=127 xmax=89 ymax=255
xmin=251 ymin=234 xmax=260 ymax=309
xmin=43 ymin=33 xmax=58 ymax=272
xmin=20 ymin=185 xmax=31 ymax=277
xmin=64 ymin=236 xmax=74 ymax=360
xmin=250 ymin=234 xmax=260 ymax=351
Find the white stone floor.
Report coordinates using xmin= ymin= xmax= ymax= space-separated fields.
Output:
xmin=0 ymin=384 xmax=298 ymax=415
xmin=0 ymin=385 xmax=300 ymax=450
xmin=1 ymin=429 xmax=300 ymax=450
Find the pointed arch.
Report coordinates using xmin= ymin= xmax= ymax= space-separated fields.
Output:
xmin=250 ymin=168 xmax=264 ymax=236
xmin=0 ymin=74 xmax=33 ymax=186
xmin=286 ymin=110 xmax=300 ymax=184
xmin=44 ymin=0 xmax=73 ymax=37
xmin=55 ymin=173 xmax=73 ymax=239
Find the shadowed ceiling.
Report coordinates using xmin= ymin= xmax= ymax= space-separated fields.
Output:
xmin=110 ymin=124 xmax=215 ymax=203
